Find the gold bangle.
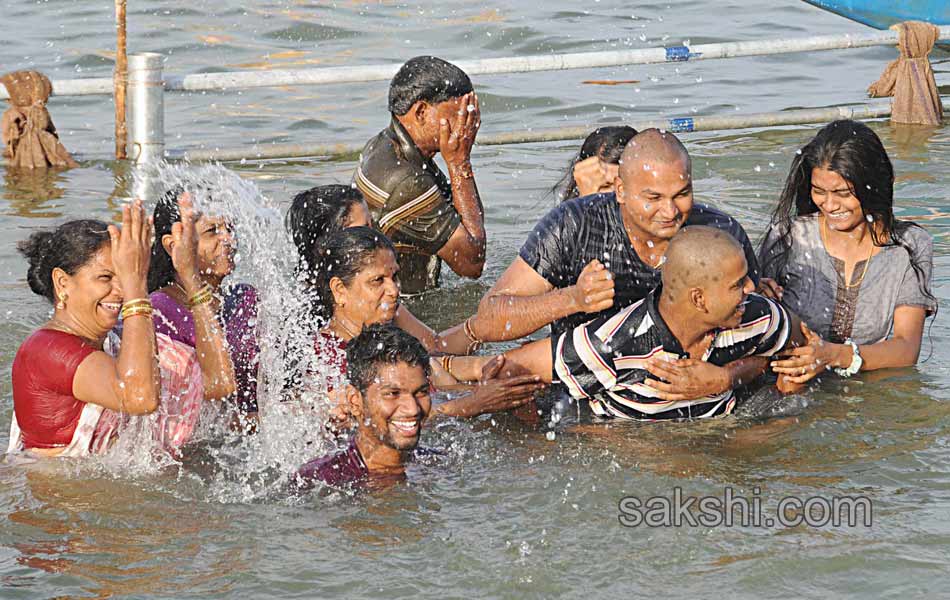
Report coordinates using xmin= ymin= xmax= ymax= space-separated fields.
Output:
xmin=187 ymin=285 xmax=214 ymax=308
xmin=120 ymin=299 xmax=153 ymax=320
xmin=121 ymin=304 xmax=153 ymax=315
xmin=121 ymin=310 xmax=153 ymax=321
xmin=121 ymin=297 xmax=151 ymax=308
xmin=121 ymin=306 xmax=153 ymax=320
xmin=443 ymin=355 xmax=455 ymax=378
xmin=463 ymin=317 xmax=482 ymax=354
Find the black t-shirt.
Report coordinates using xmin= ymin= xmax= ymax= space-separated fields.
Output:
xmin=519 ymin=193 xmax=760 ymax=337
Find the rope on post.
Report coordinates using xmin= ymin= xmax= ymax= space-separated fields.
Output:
xmin=114 ymin=0 xmax=128 ymax=159
xmin=169 ymin=99 xmax=919 ymax=163
xmin=5 ymin=27 xmax=948 ymax=99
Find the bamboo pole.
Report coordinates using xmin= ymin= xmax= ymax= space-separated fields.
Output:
xmin=114 ymin=0 xmax=128 ymax=159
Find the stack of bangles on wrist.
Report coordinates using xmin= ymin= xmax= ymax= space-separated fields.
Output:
xmin=120 ymin=298 xmax=153 ymax=320
xmin=439 ymin=355 xmax=455 ymax=378
xmin=186 ymin=284 xmax=215 ymax=309
xmin=463 ymin=317 xmax=483 ymax=354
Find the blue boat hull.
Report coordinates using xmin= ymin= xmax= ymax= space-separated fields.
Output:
xmin=803 ymin=0 xmax=950 ymax=29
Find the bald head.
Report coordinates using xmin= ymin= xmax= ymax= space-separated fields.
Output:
xmin=661 ymin=226 xmax=745 ymax=296
xmin=618 ymin=128 xmax=691 ymax=182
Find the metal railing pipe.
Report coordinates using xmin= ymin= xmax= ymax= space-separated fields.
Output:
xmin=5 ymin=27 xmax=948 ymax=99
xmin=171 ymin=100 xmax=909 ymax=162
xmin=166 ymin=29 xmax=933 ymax=92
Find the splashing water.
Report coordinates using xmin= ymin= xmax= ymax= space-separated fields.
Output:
xmin=120 ymin=163 xmax=341 ymax=502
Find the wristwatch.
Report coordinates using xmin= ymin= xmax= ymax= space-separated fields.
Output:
xmin=833 ymin=339 xmax=863 ymax=378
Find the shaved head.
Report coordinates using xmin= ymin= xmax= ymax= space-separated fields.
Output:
xmin=618 ymin=128 xmax=691 ymax=182
xmin=661 ymin=226 xmax=744 ymax=297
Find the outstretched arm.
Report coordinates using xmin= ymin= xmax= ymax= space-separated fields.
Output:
xmin=499 ymin=338 xmax=555 ymax=382
xmin=433 ymin=355 xmax=546 ymax=418
xmin=460 ymin=257 xmax=614 ymax=343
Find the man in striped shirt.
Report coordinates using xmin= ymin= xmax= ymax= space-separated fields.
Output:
xmin=500 ymin=226 xmax=804 ymax=420
xmin=354 ymin=56 xmax=486 ymax=294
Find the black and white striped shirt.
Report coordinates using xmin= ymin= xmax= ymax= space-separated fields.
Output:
xmin=553 ymin=289 xmax=790 ymax=420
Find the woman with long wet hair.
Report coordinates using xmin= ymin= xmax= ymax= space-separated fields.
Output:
xmin=552 ymin=125 xmax=638 ymax=202
xmin=149 ymin=188 xmax=255 ymax=419
xmin=760 ymin=120 xmax=936 ymax=385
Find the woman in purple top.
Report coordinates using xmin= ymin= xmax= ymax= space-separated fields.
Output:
xmin=148 ymin=188 xmax=261 ymax=419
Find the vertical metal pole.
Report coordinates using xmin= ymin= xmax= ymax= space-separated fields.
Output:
xmin=127 ymin=52 xmax=165 ymax=164
xmin=114 ymin=0 xmax=128 ymax=159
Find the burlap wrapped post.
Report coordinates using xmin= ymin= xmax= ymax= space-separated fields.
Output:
xmin=868 ymin=21 xmax=944 ymax=126
xmin=1 ymin=70 xmax=79 ymax=169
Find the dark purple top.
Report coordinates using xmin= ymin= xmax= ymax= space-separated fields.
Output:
xmin=151 ymin=284 xmax=260 ymax=413
xmin=292 ymin=439 xmax=369 ymax=491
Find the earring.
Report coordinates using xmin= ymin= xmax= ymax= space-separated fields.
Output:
xmin=56 ymin=292 xmax=67 ymax=310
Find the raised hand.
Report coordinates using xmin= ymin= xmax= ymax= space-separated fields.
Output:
xmin=573 ymin=156 xmax=619 ymax=197
xmin=569 ymin=259 xmax=615 ymax=314
xmin=439 ymin=91 xmax=480 ymax=167
xmin=167 ymin=192 xmax=202 ymax=293
xmin=108 ymin=199 xmax=152 ymax=299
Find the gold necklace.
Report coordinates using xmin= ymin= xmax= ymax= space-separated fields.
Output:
xmin=819 ymin=215 xmax=873 ymax=289
xmin=332 ymin=316 xmax=360 ymax=340
xmin=46 ymin=318 xmax=102 ymax=348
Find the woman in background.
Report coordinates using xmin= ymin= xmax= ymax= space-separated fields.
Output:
xmin=552 ymin=125 xmax=638 ymax=202
xmin=149 ymin=189 xmax=256 ymax=422
xmin=286 ymin=184 xmax=476 ymax=355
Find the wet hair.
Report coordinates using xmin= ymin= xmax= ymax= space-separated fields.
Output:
xmin=346 ymin=323 xmax=430 ymax=393
xmin=17 ymin=219 xmax=111 ymax=303
xmin=388 ymin=56 xmax=473 ymax=116
xmin=147 ymin=186 xmax=185 ymax=292
xmin=554 ymin=126 xmax=638 ymax=202
xmin=307 ymin=226 xmax=397 ymax=321
xmin=286 ymin=184 xmax=366 ymax=276
xmin=147 ymin=185 xmax=229 ymax=292
xmin=759 ymin=119 xmax=935 ymax=308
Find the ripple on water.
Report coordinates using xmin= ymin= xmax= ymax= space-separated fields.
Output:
xmin=264 ymin=23 xmax=359 ymax=43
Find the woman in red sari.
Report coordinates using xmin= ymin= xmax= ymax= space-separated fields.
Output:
xmin=10 ymin=201 xmax=218 ymax=458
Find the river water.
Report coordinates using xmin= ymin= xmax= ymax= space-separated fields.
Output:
xmin=2 ymin=1 xmax=950 ymax=598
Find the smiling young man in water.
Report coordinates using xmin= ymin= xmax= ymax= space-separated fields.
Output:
xmin=292 ymin=324 xmax=433 ymax=491
xmin=498 ymin=227 xmax=805 ymax=420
